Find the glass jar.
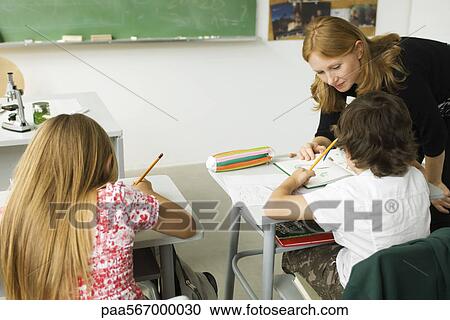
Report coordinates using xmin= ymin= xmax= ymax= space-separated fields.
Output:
xmin=33 ymin=101 xmax=50 ymax=125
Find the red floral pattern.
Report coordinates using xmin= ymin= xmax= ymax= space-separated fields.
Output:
xmin=78 ymin=181 xmax=159 ymax=299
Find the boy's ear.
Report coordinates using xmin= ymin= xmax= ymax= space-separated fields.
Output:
xmin=344 ymin=150 xmax=362 ymax=173
xmin=344 ymin=150 xmax=355 ymax=165
xmin=344 ymin=149 xmax=351 ymax=160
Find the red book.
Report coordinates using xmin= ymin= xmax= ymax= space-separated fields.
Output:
xmin=275 ymin=220 xmax=335 ymax=248
xmin=276 ymin=232 xmax=335 ymax=247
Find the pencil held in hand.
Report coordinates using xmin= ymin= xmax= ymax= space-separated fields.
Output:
xmin=133 ymin=153 xmax=164 ymax=185
xmin=308 ymin=139 xmax=338 ymax=171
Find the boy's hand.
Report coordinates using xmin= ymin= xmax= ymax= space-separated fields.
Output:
xmin=133 ymin=179 xmax=154 ymax=194
xmin=291 ymin=168 xmax=315 ymax=186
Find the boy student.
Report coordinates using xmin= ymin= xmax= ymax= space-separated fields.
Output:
xmin=265 ymin=91 xmax=430 ymax=299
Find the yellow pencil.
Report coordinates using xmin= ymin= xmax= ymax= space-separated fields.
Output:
xmin=133 ymin=153 xmax=164 ymax=185
xmin=308 ymin=138 xmax=338 ymax=171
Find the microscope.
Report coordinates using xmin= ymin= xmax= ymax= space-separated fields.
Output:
xmin=1 ymin=72 xmax=34 ymax=132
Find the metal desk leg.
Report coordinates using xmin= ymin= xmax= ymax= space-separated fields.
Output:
xmin=224 ymin=206 xmax=241 ymax=300
xmin=160 ymin=244 xmax=175 ymax=299
xmin=262 ymin=223 xmax=276 ymax=299
xmin=112 ymin=135 xmax=125 ymax=178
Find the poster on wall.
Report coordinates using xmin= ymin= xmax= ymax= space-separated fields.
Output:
xmin=269 ymin=0 xmax=377 ymax=41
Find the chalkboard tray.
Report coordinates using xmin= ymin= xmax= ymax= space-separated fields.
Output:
xmin=0 ymin=0 xmax=257 ymax=44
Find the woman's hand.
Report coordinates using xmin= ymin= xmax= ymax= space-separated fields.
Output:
xmin=290 ymin=168 xmax=316 ymax=187
xmin=423 ymin=152 xmax=449 ymax=213
xmin=297 ymin=142 xmax=327 ymax=160
xmin=431 ymin=181 xmax=450 ymax=214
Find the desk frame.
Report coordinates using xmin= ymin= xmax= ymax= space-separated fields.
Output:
xmin=209 ymin=163 xmax=320 ymax=300
xmin=123 ymin=176 xmax=204 ymax=299
xmin=225 ymin=205 xmax=318 ymax=300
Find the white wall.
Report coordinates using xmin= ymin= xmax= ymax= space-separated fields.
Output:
xmin=375 ymin=0 xmax=411 ymax=35
xmin=1 ymin=0 xmax=447 ymax=171
xmin=408 ymin=0 xmax=450 ymax=42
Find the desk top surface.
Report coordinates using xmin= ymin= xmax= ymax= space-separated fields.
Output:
xmin=209 ymin=158 xmax=442 ymax=226
xmin=208 ymin=161 xmax=287 ymax=227
xmin=0 ymin=175 xmax=203 ymax=247
xmin=0 ymin=92 xmax=122 ymax=147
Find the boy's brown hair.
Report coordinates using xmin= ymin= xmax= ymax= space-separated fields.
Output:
xmin=332 ymin=91 xmax=417 ymax=177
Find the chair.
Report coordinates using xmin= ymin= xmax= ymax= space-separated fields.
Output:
xmin=0 ymin=57 xmax=25 ymax=95
xmin=285 ymin=228 xmax=450 ymax=300
xmin=133 ymin=247 xmax=161 ymax=299
xmin=273 ymin=272 xmax=322 ymax=300
xmin=343 ymin=228 xmax=450 ymax=299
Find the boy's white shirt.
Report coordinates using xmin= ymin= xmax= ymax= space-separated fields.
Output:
xmin=302 ymin=166 xmax=431 ymax=288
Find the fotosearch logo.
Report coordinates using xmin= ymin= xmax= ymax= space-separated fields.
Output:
xmin=48 ymin=202 xmax=194 ymax=231
xmin=47 ymin=198 xmax=400 ymax=232
xmin=263 ymin=199 xmax=400 ymax=232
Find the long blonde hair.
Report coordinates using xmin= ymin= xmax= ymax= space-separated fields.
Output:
xmin=303 ymin=16 xmax=407 ymax=112
xmin=0 ymin=114 xmax=118 ymax=299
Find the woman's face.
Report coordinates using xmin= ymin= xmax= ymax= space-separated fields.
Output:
xmin=308 ymin=43 xmax=363 ymax=92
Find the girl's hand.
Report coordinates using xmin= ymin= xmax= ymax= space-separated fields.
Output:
xmin=298 ymin=142 xmax=327 ymax=160
xmin=133 ymin=179 xmax=154 ymax=194
xmin=291 ymin=168 xmax=316 ymax=187
xmin=431 ymin=181 xmax=450 ymax=214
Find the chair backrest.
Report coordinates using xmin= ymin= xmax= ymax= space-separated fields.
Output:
xmin=343 ymin=228 xmax=450 ymax=299
xmin=0 ymin=57 xmax=25 ymax=96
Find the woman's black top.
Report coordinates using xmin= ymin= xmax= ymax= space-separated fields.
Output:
xmin=315 ymin=37 xmax=450 ymax=157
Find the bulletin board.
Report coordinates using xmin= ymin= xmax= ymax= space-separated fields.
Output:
xmin=269 ymin=0 xmax=377 ymax=41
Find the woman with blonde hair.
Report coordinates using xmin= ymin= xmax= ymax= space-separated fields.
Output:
xmin=297 ymin=16 xmax=450 ymax=231
xmin=0 ymin=114 xmax=195 ymax=299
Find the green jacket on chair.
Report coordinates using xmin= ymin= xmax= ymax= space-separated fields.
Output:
xmin=343 ymin=228 xmax=450 ymax=299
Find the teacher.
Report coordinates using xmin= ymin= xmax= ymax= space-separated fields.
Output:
xmin=297 ymin=16 xmax=450 ymax=231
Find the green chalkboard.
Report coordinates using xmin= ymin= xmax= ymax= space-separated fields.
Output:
xmin=0 ymin=0 xmax=257 ymax=43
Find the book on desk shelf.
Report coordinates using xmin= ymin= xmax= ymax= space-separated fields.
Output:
xmin=275 ymin=220 xmax=334 ymax=247
xmin=273 ymin=154 xmax=353 ymax=189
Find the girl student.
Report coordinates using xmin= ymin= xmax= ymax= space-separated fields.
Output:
xmin=296 ymin=16 xmax=450 ymax=230
xmin=0 ymin=114 xmax=195 ymax=299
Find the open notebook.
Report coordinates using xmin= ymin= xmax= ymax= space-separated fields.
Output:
xmin=274 ymin=149 xmax=445 ymax=198
xmin=274 ymin=150 xmax=353 ymax=189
